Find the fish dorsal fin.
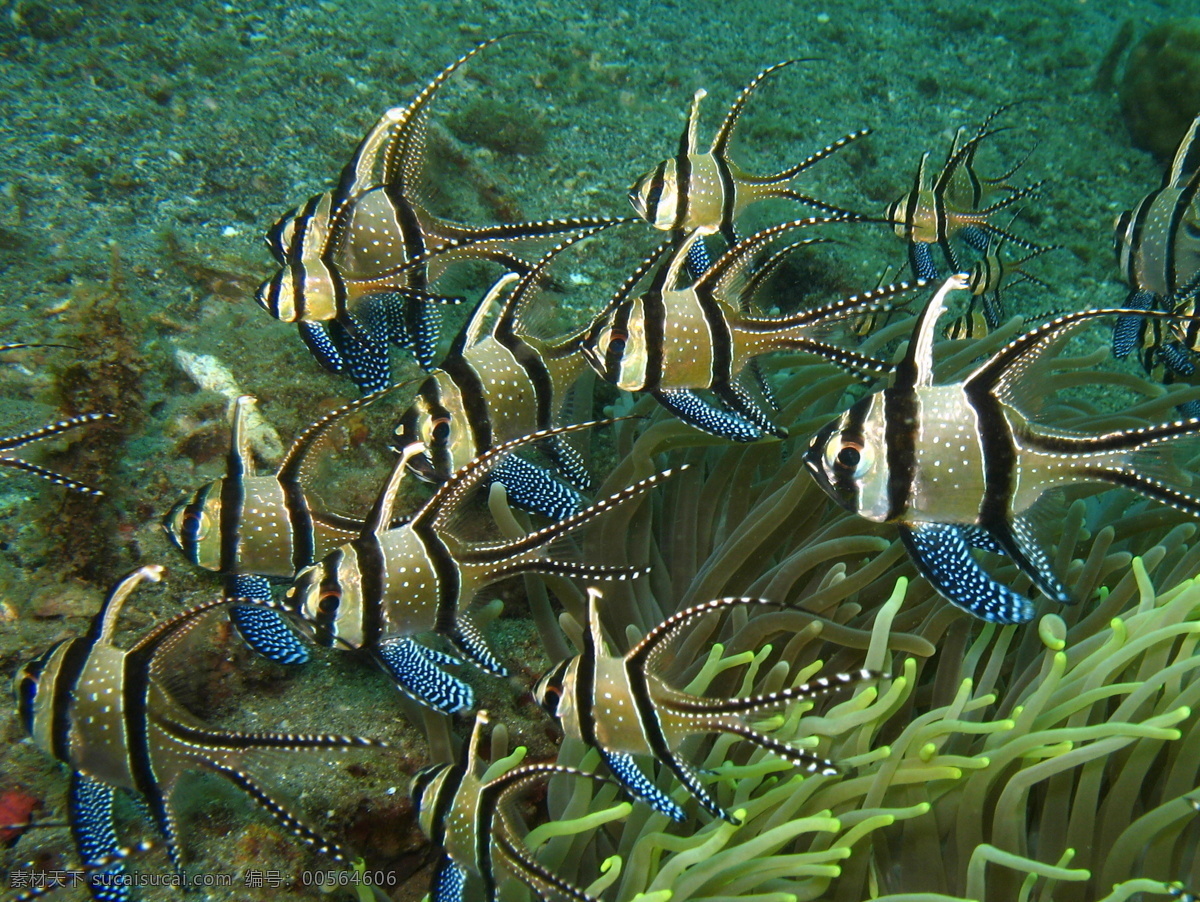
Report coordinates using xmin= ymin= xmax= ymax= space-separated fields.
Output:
xmin=933 ymin=128 xmax=1003 ymax=197
xmin=276 ymin=384 xmax=408 ymax=487
xmin=464 ymin=273 xmax=521 ymax=350
xmin=705 ymin=215 xmax=847 ymax=300
xmin=464 ymin=709 xmax=491 ymax=777
xmin=681 ymin=88 xmax=707 ymax=157
xmin=585 ymin=587 xmax=611 ymax=659
xmin=1167 ymin=113 xmax=1200 ymax=188
xmin=626 ymin=596 xmax=776 ymax=675
xmin=663 ymin=229 xmax=704 ymax=291
xmin=137 ymin=597 xmax=234 ymax=682
xmin=710 ymin=59 xmax=801 ymax=159
xmin=364 ymin=441 xmax=429 ymax=536
xmin=963 ymin=306 xmax=1152 ymax=412
xmin=94 ymin=564 xmax=165 ymax=646
xmin=613 ymin=238 xmax=677 ymax=307
xmin=895 ymin=274 xmax=970 ymax=391
xmin=228 ymin=396 xmax=256 ymax=480
xmin=342 ymin=37 xmax=504 ymax=196
xmin=503 ymin=222 xmax=630 ymax=341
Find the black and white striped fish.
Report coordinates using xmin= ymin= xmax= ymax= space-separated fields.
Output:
xmin=805 ymin=274 xmax=1200 ymax=624
xmin=533 ymin=590 xmax=876 ymax=822
xmin=629 ymin=59 xmax=869 ymax=245
xmin=885 ymin=104 xmax=1044 ymax=283
xmin=410 ymin=710 xmax=614 ymax=902
xmin=14 ymin=566 xmax=389 ymax=900
xmin=1112 ymin=113 xmax=1200 ymax=373
xmin=256 ymin=38 xmax=625 ymax=392
xmin=284 ymin=421 xmax=683 ymax=715
xmin=393 ymin=224 xmax=630 ymax=518
xmin=582 ymin=222 xmax=916 ymax=441
xmin=162 ymin=393 xmax=391 ymax=665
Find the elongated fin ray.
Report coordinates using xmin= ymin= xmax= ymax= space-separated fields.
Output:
xmin=457 ymin=463 xmax=686 ymax=561
xmin=418 ymin=420 xmax=623 ymax=533
xmin=710 ymin=59 xmax=802 ymax=158
xmin=895 ymin=274 xmax=970 ymax=391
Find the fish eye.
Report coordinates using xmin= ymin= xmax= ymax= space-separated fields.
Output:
xmin=606 ymin=329 xmax=627 ymax=356
xmin=826 ymin=437 xmax=874 ymax=479
xmin=317 ymin=590 xmax=341 ymax=616
xmin=430 ymin=418 xmax=451 ymax=444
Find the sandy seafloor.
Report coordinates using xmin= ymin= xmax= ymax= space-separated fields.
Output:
xmin=1 ymin=0 xmax=1199 ymax=899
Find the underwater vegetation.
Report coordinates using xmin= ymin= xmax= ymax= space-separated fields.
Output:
xmin=6 ymin=10 xmax=1200 ymax=902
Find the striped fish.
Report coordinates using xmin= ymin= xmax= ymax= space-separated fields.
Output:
xmin=411 ymin=710 xmax=614 ymax=902
xmin=1112 ymin=113 xmax=1200 ymax=371
xmin=257 ymin=38 xmax=625 ymax=391
xmin=582 ymin=221 xmax=917 ymax=441
xmin=393 ymin=224 xmax=630 ymax=519
xmin=629 ymin=59 xmax=869 ymax=245
xmin=162 ymin=394 xmax=388 ymax=665
xmin=804 ymin=274 xmax=1200 ymax=624
xmin=533 ymin=590 xmax=875 ymax=822
xmin=14 ymin=565 xmax=390 ymax=900
xmin=886 ymin=104 xmax=1044 ymax=282
xmin=284 ymin=421 xmax=683 ymax=715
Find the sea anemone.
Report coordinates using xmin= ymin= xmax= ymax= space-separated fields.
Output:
xmin=479 ymin=329 xmax=1200 ymax=901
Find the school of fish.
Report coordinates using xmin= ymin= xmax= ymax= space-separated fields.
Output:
xmin=7 ymin=35 xmax=1200 ymax=902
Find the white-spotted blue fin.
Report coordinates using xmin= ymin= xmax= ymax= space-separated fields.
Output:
xmin=69 ymin=773 xmax=128 ymax=902
xmin=227 ymin=575 xmax=310 ymax=665
xmin=431 ymin=859 xmax=469 ymax=902
xmin=655 ymin=388 xmax=769 ymax=442
xmin=376 ymin=637 xmax=474 ymax=713
xmin=449 ymin=614 xmax=507 ymax=678
xmin=490 ymin=454 xmax=585 ymax=521
xmin=899 ymin=522 xmax=1035 ymax=624
xmin=599 ymin=749 xmax=685 ymax=821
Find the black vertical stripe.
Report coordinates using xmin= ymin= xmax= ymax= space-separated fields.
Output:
xmin=715 ymin=154 xmax=738 ymax=242
xmin=497 ymin=331 xmax=555 ymax=429
xmin=965 ymin=389 xmax=1015 ymax=529
xmin=1122 ymin=195 xmax=1153 ymax=287
xmin=48 ymin=639 xmax=92 ymax=763
xmin=576 ymin=620 xmax=598 ymax=747
xmin=440 ymin=355 xmax=493 ymax=453
xmin=415 ymin=524 xmax=462 ymax=636
xmin=694 ymin=283 xmax=734 ymax=387
xmin=883 ymin=387 xmax=918 ymax=522
xmin=282 ymin=481 xmax=315 ymax=572
xmin=354 ymin=539 xmax=385 ymax=648
xmin=672 ymin=155 xmax=693 ymax=232
xmin=218 ymin=458 xmax=246 ymax=577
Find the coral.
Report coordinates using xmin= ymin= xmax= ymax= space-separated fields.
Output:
xmin=1120 ymin=19 xmax=1200 ymax=159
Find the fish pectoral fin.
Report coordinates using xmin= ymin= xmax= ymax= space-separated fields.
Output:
xmin=599 ymin=749 xmax=685 ymax=822
xmin=375 ymin=638 xmax=474 ymax=714
xmin=899 ymin=522 xmax=1036 ymax=624
xmin=228 ymin=595 xmax=311 ymax=666
xmin=70 ymin=773 xmax=130 ymax=901
xmin=431 ymin=858 xmax=470 ymax=902
xmin=654 ymin=388 xmax=770 ymax=442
